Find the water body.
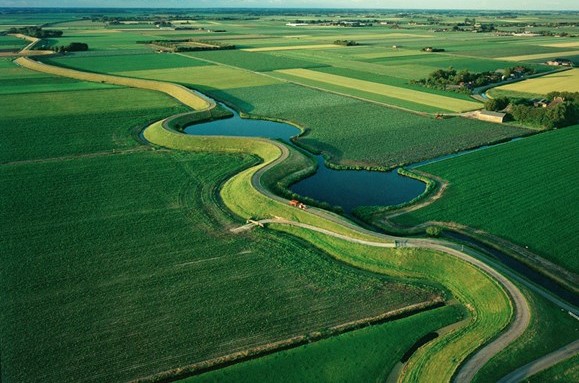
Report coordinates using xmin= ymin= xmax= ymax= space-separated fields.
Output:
xmin=185 ymin=106 xmax=426 ymax=213
xmin=184 ymin=103 xmax=577 ymax=308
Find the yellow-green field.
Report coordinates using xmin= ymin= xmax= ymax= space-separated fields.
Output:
xmin=492 ymin=68 xmax=579 ymax=95
xmin=276 ymin=68 xmax=482 ymax=112
xmin=540 ymin=42 xmax=579 ymax=48
xmin=497 ymin=49 xmax=579 ymax=61
xmin=243 ymin=44 xmax=341 ymax=52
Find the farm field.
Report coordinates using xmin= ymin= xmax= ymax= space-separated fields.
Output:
xmin=205 ymin=83 xmax=527 ymax=168
xmin=2 ymin=7 xmax=579 ymax=383
xmin=489 ymin=68 xmax=579 ymax=98
xmin=0 ymin=34 xmax=25 ymax=52
xmin=185 ymin=305 xmax=465 ymax=383
xmin=393 ymin=126 xmax=579 ymax=273
xmin=275 ymin=68 xmax=482 ymax=112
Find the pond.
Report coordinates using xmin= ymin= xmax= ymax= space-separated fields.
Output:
xmin=185 ymin=105 xmax=426 ymax=213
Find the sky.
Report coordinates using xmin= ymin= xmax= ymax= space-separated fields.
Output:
xmin=1 ymin=0 xmax=578 ymax=10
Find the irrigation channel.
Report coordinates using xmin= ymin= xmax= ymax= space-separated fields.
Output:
xmin=185 ymin=103 xmax=579 ymax=309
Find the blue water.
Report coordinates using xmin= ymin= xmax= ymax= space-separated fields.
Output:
xmin=185 ymin=106 xmax=426 ymax=213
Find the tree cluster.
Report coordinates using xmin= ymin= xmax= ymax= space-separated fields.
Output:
xmin=334 ymin=40 xmax=359 ymax=46
xmin=53 ymin=42 xmax=89 ymax=53
xmin=509 ymin=92 xmax=579 ymax=129
xmin=484 ymin=97 xmax=510 ymax=111
xmin=7 ymin=26 xmax=63 ymax=38
xmin=412 ymin=66 xmax=535 ymax=93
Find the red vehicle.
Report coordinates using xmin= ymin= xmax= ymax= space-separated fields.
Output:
xmin=289 ymin=199 xmax=307 ymax=210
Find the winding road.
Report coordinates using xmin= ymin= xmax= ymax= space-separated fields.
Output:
xmin=17 ymin=53 xmax=578 ymax=383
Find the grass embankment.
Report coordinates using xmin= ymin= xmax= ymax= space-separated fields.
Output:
xmin=473 ymin=284 xmax=579 ymax=382
xmin=266 ymin=226 xmax=513 ymax=383
xmin=182 ymin=305 xmax=465 ymax=383
xmin=392 ymin=126 xmax=579 ymax=277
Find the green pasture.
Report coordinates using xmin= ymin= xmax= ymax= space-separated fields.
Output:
xmin=206 ymin=83 xmax=527 ymax=168
xmin=185 ymin=305 xmax=465 ymax=383
xmin=183 ymin=49 xmax=328 ymax=72
xmin=0 ymin=35 xmax=26 ymax=51
xmin=270 ymin=69 xmax=449 ymax=113
xmin=0 ymin=59 xmax=118 ymax=94
xmin=394 ymin=126 xmax=579 ymax=272
xmin=313 ymin=66 xmax=475 ymax=101
xmin=273 ymin=68 xmax=481 ymax=113
xmin=44 ymin=52 xmax=209 ymax=73
xmin=45 ymin=31 xmax=150 ymax=51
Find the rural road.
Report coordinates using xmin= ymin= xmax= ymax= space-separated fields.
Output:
xmin=19 ymin=55 xmax=574 ymax=383
xmin=497 ymin=339 xmax=579 ymax=383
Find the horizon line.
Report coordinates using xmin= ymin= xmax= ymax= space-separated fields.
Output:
xmin=1 ymin=6 xmax=578 ymax=12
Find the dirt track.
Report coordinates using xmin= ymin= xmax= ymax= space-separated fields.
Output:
xmin=497 ymin=339 xmax=579 ymax=383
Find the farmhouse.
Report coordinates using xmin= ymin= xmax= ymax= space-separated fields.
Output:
xmin=476 ymin=110 xmax=507 ymax=123
xmin=546 ymin=58 xmax=573 ymax=67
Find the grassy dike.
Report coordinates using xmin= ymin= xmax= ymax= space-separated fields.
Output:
xmin=271 ymin=226 xmax=512 ymax=383
xmin=144 ymin=117 xmax=513 ymax=383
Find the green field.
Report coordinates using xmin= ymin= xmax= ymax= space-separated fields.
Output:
xmin=393 ymin=126 xmax=579 ymax=273
xmin=0 ymin=34 xmax=26 ymax=51
xmin=488 ymin=68 xmax=579 ymax=98
xmin=185 ymin=305 xmax=465 ymax=383
xmin=206 ymin=83 xmax=527 ymax=168
xmin=2 ymin=150 xmax=436 ymax=383
xmin=184 ymin=49 xmax=329 ymax=72
xmin=0 ymin=86 xmax=189 ymax=162
xmin=275 ymin=68 xmax=482 ymax=112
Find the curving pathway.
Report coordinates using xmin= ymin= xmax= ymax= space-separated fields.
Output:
xmin=17 ymin=55 xmax=553 ymax=383
xmin=497 ymin=339 xmax=579 ymax=383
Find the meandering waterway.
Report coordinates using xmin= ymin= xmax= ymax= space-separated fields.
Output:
xmin=185 ymin=105 xmax=426 ymax=213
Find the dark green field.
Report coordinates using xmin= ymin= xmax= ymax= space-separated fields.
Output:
xmin=394 ymin=126 xmax=579 ymax=272
xmin=186 ymin=305 xmax=465 ymax=383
